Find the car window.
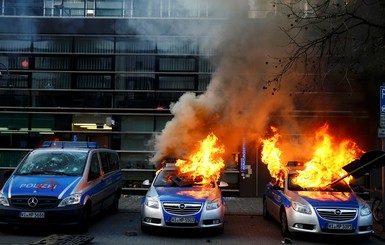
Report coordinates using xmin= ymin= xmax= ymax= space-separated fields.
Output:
xmin=15 ymin=151 xmax=87 ymax=176
xmin=88 ymin=153 xmax=101 ymax=181
xmin=288 ymin=173 xmax=352 ymax=192
xmin=99 ymin=151 xmax=120 ymax=174
xmin=154 ymin=170 xmax=214 ymax=188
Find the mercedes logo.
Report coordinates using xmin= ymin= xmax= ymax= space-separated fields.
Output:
xmin=179 ymin=203 xmax=185 ymax=209
xmin=27 ymin=197 xmax=38 ymax=208
xmin=335 ymin=209 xmax=342 ymax=215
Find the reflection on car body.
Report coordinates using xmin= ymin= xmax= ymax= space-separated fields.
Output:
xmin=263 ymin=161 xmax=373 ymax=240
xmin=141 ymin=163 xmax=228 ymax=234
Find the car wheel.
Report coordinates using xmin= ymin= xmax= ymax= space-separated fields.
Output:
xmin=109 ymin=192 xmax=120 ymax=214
xmin=215 ymin=224 xmax=224 ymax=235
xmin=141 ymin=223 xmax=152 ymax=234
xmin=372 ymin=198 xmax=383 ymax=222
xmin=263 ymin=198 xmax=271 ymax=220
xmin=280 ymin=209 xmax=291 ymax=237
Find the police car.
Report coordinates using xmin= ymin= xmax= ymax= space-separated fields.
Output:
xmin=141 ymin=162 xmax=228 ymax=234
xmin=0 ymin=141 xmax=122 ymax=232
xmin=263 ymin=161 xmax=373 ymax=240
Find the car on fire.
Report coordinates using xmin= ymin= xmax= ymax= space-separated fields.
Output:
xmin=0 ymin=141 xmax=122 ymax=232
xmin=263 ymin=161 xmax=373 ymax=240
xmin=140 ymin=162 xmax=228 ymax=234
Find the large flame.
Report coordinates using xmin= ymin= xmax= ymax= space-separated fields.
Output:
xmin=260 ymin=126 xmax=288 ymax=187
xmin=175 ymin=133 xmax=225 ymax=184
xmin=261 ymin=123 xmax=364 ymax=188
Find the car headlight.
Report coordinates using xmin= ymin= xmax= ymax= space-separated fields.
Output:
xmin=206 ymin=199 xmax=221 ymax=210
xmin=360 ymin=202 xmax=371 ymax=216
xmin=292 ymin=201 xmax=312 ymax=214
xmin=145 ymin=198 xmax=159 ymax=209
xmin=58 ymin=193 xmax=82 ymax=207
xmin=0 ymin=192 xmax=9 ymax=207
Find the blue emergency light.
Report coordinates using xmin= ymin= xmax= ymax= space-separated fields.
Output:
xmin=42 ymin=141 xmax=98 ymax=148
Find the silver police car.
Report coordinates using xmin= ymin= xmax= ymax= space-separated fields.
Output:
xmin=263 ymin=162 xmax=373 ymax=240
xmin=141 ymin=163 xmax=228 ymax=234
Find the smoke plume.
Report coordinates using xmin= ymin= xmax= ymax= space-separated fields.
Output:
xmin=150 ymin=2 xmax=301 ymax=165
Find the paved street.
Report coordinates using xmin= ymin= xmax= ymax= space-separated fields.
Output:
xmin=0 ymin=195 xmax=384 ymax=245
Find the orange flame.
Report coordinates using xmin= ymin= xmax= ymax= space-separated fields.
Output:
xmin=176 ymin=133 xmax=225 ymax=184
xmin=260 ymin=126 xmax=288 ymax=188
xmin=260 ymin=123 xmax=364 ymax=188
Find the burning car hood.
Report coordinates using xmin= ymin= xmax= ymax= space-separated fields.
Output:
xmin=3 ymin=175 xmax=81 ymax=197
xmin=155 ymin=186 xmax=215 ymax=202
xmin=294 ymin=191 xmax=359 ymax=208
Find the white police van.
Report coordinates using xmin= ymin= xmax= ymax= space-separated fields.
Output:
xmin=0 ymin=141 xmax=122 ymax=232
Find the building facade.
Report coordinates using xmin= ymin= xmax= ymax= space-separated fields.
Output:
xmin=0 ymin=0 xmax=377 ymax=197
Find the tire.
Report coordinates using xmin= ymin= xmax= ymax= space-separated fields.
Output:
xmin=77 ymin=204 xmax=91 ymax=233
xmin=109 ymin=192 xmax=120 ymax=214
xmin=215 ymin=224 xmax=224 ymax=235
xmin=263 ymin=198 xmax=271 ymax=220
xmin=280 ymin=209 xmax=291 ymax=237
xmin=141 ymin=223 xmax=152 ymax=234
xmin=372 ymin=198 xmax=383 ymax=222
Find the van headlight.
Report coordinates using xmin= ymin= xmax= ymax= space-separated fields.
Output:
xmin=0 ymin=192 xmax=9 ymax=207
xmin=145 ymin=197 xmax=159 ymax=209
xmin=360 ymin=202 xmax=371 ymax=216
xmin=292 ymin=201 xmax=312 ymax=214
xmin=58 ymin=193 xmax=82 ymax=207
xmin=206 ymin=199 xmax=221 ymax=210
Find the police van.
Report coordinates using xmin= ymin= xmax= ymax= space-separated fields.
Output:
xmin=0 ymin=141 xmax=122 ymax=232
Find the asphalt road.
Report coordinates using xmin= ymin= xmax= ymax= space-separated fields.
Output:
xmin=0 ymin=211 xmax=383 ymax=245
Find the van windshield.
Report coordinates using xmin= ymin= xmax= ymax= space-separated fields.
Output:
xmin=15 ymin=151 xmax=88 ymax=176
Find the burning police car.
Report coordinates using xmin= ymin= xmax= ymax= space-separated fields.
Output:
xmin=0 ymin=141 xmax=122 ymax=232
xmin=141 ymin=162 xmax=228 ymax=234
xmin=263 ymin=161 xmax=373 ymax=240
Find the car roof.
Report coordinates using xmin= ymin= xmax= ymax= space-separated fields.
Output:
xmin=287 ymin=161 xmax=306 ymax=173
xmin=162 ymin=162 xmax=177 ymax=171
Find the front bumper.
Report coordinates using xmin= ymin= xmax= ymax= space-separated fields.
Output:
xmin=286 ymin=207 xmax=373 ymax=235
xmin=141 ymin=203 xmax=225 ymax=229
xmin=0 ymin=204 xmax=85 ymax=226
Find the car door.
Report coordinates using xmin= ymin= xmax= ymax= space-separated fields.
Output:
xmin=98 ymin=151 xmax=119 ymax=209
xmin=265 ymin=181 xmax=284 ymax=221
xmin=87 ymin=152 xmax=104 ymax=213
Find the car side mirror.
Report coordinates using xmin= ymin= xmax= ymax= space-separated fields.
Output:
xmin=218 ymin=181 xmax=229 ymax=188
xmin=142 ymin=179 xmax=151 ymax=187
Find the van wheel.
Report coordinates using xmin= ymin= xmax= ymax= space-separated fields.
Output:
xmin=77 ymin=204 xmax=91 ymax=233
xmin=109 ymin=192 xmax=120 ymax=214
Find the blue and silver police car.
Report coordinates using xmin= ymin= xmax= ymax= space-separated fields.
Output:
xmin=141 ymin=163 xmax=228 ymax=234
xmin=0 ymin=141 xmax=122 ymax=232
xmin=263 ymin=161 xmax=373 ymax=240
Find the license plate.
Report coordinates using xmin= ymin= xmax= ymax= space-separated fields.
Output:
xmin=19 ymin=212 xmax=45 ymax=218
xmin=327 ymin=223 xmax=352 ymax=230
xmin=170 ymin=217 xmax=195 ymax=223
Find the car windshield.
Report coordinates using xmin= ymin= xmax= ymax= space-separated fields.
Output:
xmin=154 ymin=170 xmax=214 ymax=188
xmin=15 ymin=151 xmax=87 ymax=176
xmin=287 ymin=174 xmax=352 ymax=192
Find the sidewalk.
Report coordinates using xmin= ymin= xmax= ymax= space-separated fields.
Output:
xmin=119 ymin=195 xmax=385 ymax=241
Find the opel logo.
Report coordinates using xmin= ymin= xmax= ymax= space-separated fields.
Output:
xmin=27 ymin=197 xmax=38 ymax=208
xmin=179 ymin=203 xmax=185 ymax=209
xmin=335 ymin=209 xmax=342 ymax=215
